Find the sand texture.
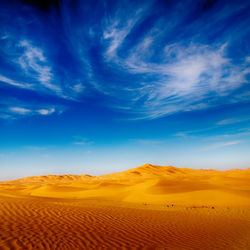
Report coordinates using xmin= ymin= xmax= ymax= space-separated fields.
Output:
xmin=0 ymin=164 xmax=250 ymax=249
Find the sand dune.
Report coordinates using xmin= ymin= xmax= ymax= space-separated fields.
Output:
xmin=0 ymin=164 xmax=250 ymax=249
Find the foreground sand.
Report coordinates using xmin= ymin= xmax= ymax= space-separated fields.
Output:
xmin=0 ymin=164 xmax=250 ymax=249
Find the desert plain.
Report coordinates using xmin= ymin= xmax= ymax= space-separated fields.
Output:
xmin=0 ymin=164 xmax=250 ymax=249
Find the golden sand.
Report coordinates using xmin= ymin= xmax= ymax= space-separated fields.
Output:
xmin=0 ymin=164 xmax=250 ymax=249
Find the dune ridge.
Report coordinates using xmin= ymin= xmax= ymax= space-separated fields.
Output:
xmin=2 ymin=164 xmax=250 ymax=207
xmin=0 ymin=164 xmax=250 ymax=249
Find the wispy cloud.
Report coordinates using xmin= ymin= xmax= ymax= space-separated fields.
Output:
xmin=174 ymin=126 xmax=218 ymax=138
xmin=217 ymin=118 xmax=250 ymax=126
xmin=9 ymin=107 xmax=31 ymax=115
xmin=97 ymin=1 xmax=250 ymax=119
xmin=17 ymin=40 xmax=62 ymax=94
xmin=70 ymin=83 xmax=85 ymax=93
xmin=204 ymin=128 xmax=250 ymax=141
xmin=202 ymin=140 xmax=242 ymax=151
xmin=1 ymin=104 xmax=60 ymax=120
xmin=174 ymin=132 xmax=189 ymax=138
xmin=174 ymin=126 xmax=250 ymax=143
xmin=106 ymin=41 xmax=249 ymax=119
xmin=36 ymin=108 xmax=55 ymax=115
xmin=102 ymin=2 xmax=151 ymax=59
xmin=0 ymin=75 xmax=33 ymax=89
xmin=103 ymin=17 xmax=140 ymax=59
xmin=72 ymin=136 xmax=93 ymax=146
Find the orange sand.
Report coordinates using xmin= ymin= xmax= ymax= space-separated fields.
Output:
xmin=0 ymin=164 xmax=250 ymax=249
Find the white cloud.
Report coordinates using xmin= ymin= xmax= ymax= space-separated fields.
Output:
xmin=102 ymin=37 xmax=250 ymax=118
xmin=72 ymin=136 xmax=93 ymax=146
xmin=0 ymin=104 xmax=60 ymax=119
xmin=217 ymin=119 xmax=239 ymax=125
xmin=98 ymin=4 xmax=250 ymax=120
xmin=202 ymin=140 xmax=242 ymax=151
xmin=174 ymin=132 xmax=188 ymax=137
xmin=103 ymin=19 xmax=137 ymax=58
xmin=18 ymin=40 xmax=62 ymax=94
xmin=73 ymin=142 xmax=89 ymax=145
xmin=217 ymin=118 xmax=250 ymax=125
xmin=0 ymin=75 xmax=33 ymax=89
xmin=36 ymin=108 xmax=55 ymax=115
xmin=71 ymin=83 xmax=85 ymax=93
xmin=128 ymin=43 xmax=245 ymax=95
xmin=204 ymin=128 xmax=250 ymax=141
xmin=102 ymin=5 xmax=149 ymax=59
xmin=9 ymin=107 xmax=31 ymax=115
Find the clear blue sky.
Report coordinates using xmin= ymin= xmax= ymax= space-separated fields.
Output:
xmin=0 ymin=0 xmax=250 ymax=180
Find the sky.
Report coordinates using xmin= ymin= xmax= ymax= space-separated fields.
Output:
xmin=0 ymin=0 xmax=250 ymax=180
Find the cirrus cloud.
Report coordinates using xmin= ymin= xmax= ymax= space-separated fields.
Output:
xmin=0 ymin=0 xmax=250 ymax=120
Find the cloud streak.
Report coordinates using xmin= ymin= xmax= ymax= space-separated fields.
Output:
xmin=202 ymin=140 xmax=242 ymax=151
xmin=217 ymin=118 xmax=250 ymax=126
xmin=9 ymin=107 xmax=31 ymax=115
xmin=1 ymin=104 xmax=59 ymax=119
xmin=0 ymin=75 xmax=33 ymax=89
xmin=72 ymin=136 xmax=93 ymax=146
xmin=17 ymin=40 xmax=60 ymax=94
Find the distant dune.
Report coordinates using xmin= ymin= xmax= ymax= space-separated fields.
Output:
xmin=3 ymin=164 xmax=250 ymax=207
xmin=0 ymin=164 xmax=250 ymax=249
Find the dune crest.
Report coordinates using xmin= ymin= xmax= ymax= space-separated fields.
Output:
xmin=1 ymin=164 xmax=250 ymax=207
xmin=6 ymin=174 xmax=93 ymax=184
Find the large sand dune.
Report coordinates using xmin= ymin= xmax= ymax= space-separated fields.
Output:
xmin=0 ymin=164 xmax=250 ymax=249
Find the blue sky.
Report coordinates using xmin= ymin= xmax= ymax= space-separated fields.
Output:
xmin=0 ymin=0 xmax=250 ymax=180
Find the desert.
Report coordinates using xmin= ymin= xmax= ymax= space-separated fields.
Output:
xmin=0 ymin=164 xmax=250 ymax=249
xmin=1 ymin=0 xmax=250 ymax=249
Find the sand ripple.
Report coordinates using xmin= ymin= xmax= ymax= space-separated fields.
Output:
xmin=0 ymin=197 xmax=250 ymax=249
